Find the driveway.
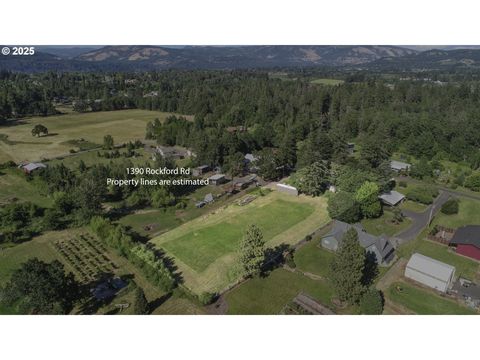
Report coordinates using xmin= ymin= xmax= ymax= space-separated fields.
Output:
xmin=395 ymin=191 xmax=451 ymax=243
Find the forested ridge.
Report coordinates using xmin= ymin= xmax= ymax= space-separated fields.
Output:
xmin=1 ymin=70 xmax=480 ymax=167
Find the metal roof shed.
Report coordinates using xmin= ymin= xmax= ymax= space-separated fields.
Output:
xmin=405 ymin=253 xmax=456 ymax=293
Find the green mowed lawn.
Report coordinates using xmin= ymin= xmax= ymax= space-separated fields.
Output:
xmin=151 ymin=191 xmax=330 ymax=293
xmin=361 ymin=210 xmax=412 ymax=236
xmin=401 ymin=200 xmax=428 ymax=213
xmin=294 ymin=236 xmax=335 ymax=278
xmin=163 ymin=199 xmax=314 ymax=272
xmin=386 ymin=281 xmax=475 ymax=315
xmin=225 ymin=268 xmax=335 ymax=314
xmin=0 ymin=109 xmax=191 ymax=162
xmin=432 ymin=198 xmax=480 ymax=228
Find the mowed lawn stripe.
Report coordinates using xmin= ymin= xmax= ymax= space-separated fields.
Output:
xmin=162 ymin=199 xmax=314 ymax=272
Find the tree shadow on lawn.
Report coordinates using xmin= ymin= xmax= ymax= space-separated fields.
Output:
xmin=261 ymin=243 xmax=290 ymax=277
xmin=148 ymin=292 xmax=173 ymax=314
xmin=144 ymin=242 xmax=184 ymax=286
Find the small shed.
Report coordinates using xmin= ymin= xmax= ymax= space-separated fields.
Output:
xmin=405 ymin=253 xmax=456 ymax=293
xmin=276 ymin=183 xmax=298 ymax=196
xmin=379 ymin=190 xmax=405 ymax=206
xmin=192 ymin=165 xmax=210 ymax=177
xmin=204 ymin=193 xmax=214 ymax=204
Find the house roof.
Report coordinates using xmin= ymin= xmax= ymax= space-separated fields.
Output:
xmin=450 ymin=225 xmax=480 ymax=249
xmin=245 ymin=153 xmax=258 ymax=162
xmin=390 ymin=160 xmax=411 ymax=170
xmin=209 ymin=174 xmax=225 ymax=181
xmin=406 ymin=253 xmax=455 ymax=283
xmin=379 ymin=190 xmax=405 ymax=206
xmin=324 ymin=220 xmax=394 ymax=262
xmin=22 ymin=163 xmax=47 ymax=172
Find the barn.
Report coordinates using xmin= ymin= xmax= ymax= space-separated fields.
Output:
xmin=449 ymin=225 xmax=480 ymax=261
xmin=405 ymin=253 xmax=456 ymax=293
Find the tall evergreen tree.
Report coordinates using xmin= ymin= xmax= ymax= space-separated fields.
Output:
xmin=238 ymin=224 xmax=265 ymax=278
xmin=330 ymin=228 xmax=366 ymax=304
xmin=133 ymin=286 xmax=149 ymax=315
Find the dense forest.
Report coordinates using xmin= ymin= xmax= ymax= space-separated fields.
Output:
xmin=2 ymin=69 xmax=480 ymax=170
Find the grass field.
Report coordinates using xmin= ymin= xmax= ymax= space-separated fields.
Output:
xmin=294 ymin=232 xmax=335 ymax=278
xmin=310 ymin=78 xmax=345 ymax=86
xmin=0 ymin=168 xmax=52 ymax=207
xmin=361 ymin=210 xmax=412 ymax=236
xmin=0 ymin=109 xmax=192 ymax=163
xmin=151 ymin=191 xmax=330 ymax=293
xmin=119 ymin=209 xmax=183 ymax=238
xmin=386 ymin=281 xmax=475 ymax=315
xmin=225 ymin=268 xmax=335 ymax=314
xmin=400 ymin=200 xmax=428 ymax=213
xmin=432 ymin=198 xmax=480 ymax=228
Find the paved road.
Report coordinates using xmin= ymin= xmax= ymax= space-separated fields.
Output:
xmin=395 ymin=190 xmax=451 ymax=243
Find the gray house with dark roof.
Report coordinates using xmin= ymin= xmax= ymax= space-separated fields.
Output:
xmin=321 ymin=220 xmax=395 ymax=265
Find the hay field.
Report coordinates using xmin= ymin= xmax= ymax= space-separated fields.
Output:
xmin=0 ymin=110 xmax=192 ymax=163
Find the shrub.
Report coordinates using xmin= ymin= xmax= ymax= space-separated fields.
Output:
xmin=406 ymin=186 xmax=438 ymax=205
xmin=198 ymin=292 xmax=217 ymax=305
xmin=359 ymin=289 xmax=384 ymax=315
xmin=464 ymin=173 xmax=480 ymax=192
xmin=441 ymin=198 xmax=459 ymax=215
xmin=285 ymin=252 xmax=296 ymax=268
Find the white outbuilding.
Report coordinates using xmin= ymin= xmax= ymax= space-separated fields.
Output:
xmin=276 ymin=183 xmax=298 ymax=196
xmin=404 ymin=253 xmax=456 ymax=293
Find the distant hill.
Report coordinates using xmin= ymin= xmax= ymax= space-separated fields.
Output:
xmin=37 ymin=46 xmax=102 ymax=59
xmin=75 ymin=45 xmax=416 ymax=67
xmin=368 ymin=48 xmax=480 ymax=70
xmin=0 ymin=45 xmax=416 ymax=72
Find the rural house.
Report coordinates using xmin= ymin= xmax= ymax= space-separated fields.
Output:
xmin=19 ymin=162 xmax=47 ymax=174
xmin=390 ymin=160 xmax=411 ymax=172
xmin=208 ymin=174 xmax=227 ymax=186
xmin=449 ymin=225 xmax=480 ymax=261
xmin=321 ymin=221 xmax=395 ymax=265
xmin=404 ymin=253 xmax=456 ymax=293
xmin=379 ymin=190 xmax=406 ymax=206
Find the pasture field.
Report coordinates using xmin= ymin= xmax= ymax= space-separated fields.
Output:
xmin=150 ymin=191 xmax=330 ymax=294
xmin=310 ymin=78 xmax=345 ymax=86
xmin=386 ymin=281 xmax=475 ymax=315
xmin=0 ymin=168 xmax=53 ymax=207
xmin=0 ymin=109 xmax=192 ymax=163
